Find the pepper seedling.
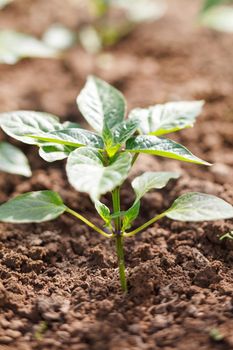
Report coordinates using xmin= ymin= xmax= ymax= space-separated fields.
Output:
xmin=0 ymin=76 xmax=233 ymax=292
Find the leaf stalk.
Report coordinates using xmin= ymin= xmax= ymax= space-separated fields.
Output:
xmin=66 ymin=207 xmax=113 ymax=238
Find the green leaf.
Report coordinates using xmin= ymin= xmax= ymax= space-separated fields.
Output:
xmin=77 ymin=76 xmax=126 ymax=134
xmin=126 ymin=135 xmax=210 ymax=165
xmin=0 ymin=142 xmax=31 ymax=177
xmin=166 ymin=192 xmax=233 ymax=222
xmin=0 ymin=111 xmax=62 ymax=144
xmin=122 ymin=201 xmax=140 ymax=231
xmin=95 ymin=200 xmax=112 ymax=229
xmin=129 ymin=101 xmax=204 ymax=136
xmin=132 ymin=171 xmax=180 ymax=201
xmin=29 ymin=128 xmax=104 ymax=149
xmin=105 ymin=119 xmax=139 ymax=157
xmin=39 ymin=144 xmax=75 ymax=162
xmin=0 ymin=191 xmax=66 ymax=223
xmin=66 ymin=147 xmax=132 ymax=200
xmin=0 ymin=30 xmax=58 ymax=64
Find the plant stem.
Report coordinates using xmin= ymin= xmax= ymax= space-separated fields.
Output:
xmin=115 ymin=234 xmax=128 ymax=292
xmin=66 ymin=207 xmax=112 ymax=238
xmin=112 ymin=187 xmax=127 ymax=292
xmin=131 ymin=153 xmax=139 ymax=166
xmin=123 ymin=212 xmax=167 ymax=238
xmin=112 ymin=187 xmax=121 ymax=234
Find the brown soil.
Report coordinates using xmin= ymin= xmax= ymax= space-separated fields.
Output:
xmin=0 ymin=0 xmax=233 ymax=349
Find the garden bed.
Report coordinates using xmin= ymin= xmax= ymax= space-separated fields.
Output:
xmin=0 ymin=0 xmax=233 ymax=349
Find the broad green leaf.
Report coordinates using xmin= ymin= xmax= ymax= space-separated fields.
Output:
xmin=95 ymin=200 xmax=112 ymax=229
xmin=166 ymin=192 xmax=233 ymax=222
xmin=66 ymin=147 xmax=132 ymax=200
xmin=0 ymin=191 xmax=66 ymax=223
xmin=200 ymin=6 xmax=233 ymax=32
xmin=0 ymin=142 xmax=31 ymax=177
xmin=77 ymin=75 xmax=126 ymax=134
xmin=126 ymin=135 xmax=210 ymax=165
xmin=0 ymin=30 xmax=58 ymax=64
xmin=122 ymin=201 xmax=140 ymax=231
xmin=132 ymin=171 xmax=180 ymax=201
xmin=29 ymin=128 xmax=104 ymax=149
xmin=129 ymin=101 xmax=204 ymax=136
xmin=39 ymin=144 xmax=75 ymax=162
xmin=0 ymin=111 xmax=62 ymax=144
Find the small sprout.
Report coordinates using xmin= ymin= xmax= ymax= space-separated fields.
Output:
xmin=0 ymin=76 xmax=233 ymax=292
xmin=0 ymin=141 xmax=31 ymax=177
xmin=209 ymin=328 xmax=224 ymax=342
xmin=220 ymin=231 xmax=233 ymax=240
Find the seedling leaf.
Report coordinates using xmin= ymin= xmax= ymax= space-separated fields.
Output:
xmin=126 ymin=135 xmax=210 ymax=165
xmin=105 ymin=119 xmax=139 ymax=157
xmin=77 ymin=76 xmax=126 ymax=135
xmin=132 ymin=171 xmax=180 ymax=201
xmin=166 ymin=192 xmax=233 ymax=221
xmin=39 ymin=144 xmax=75 ymax=162
xmin=122 ymin=201 xmax=140 ymax=231
xmin=129 ymin=101 xmax=204 ymax=136
xmin=66 ymin=147 xmax=132 ymax=200
xmin=0 ymin=142 xmax=31 ymax=177
xmin=0 ymin=190 xmax=66 ymax=223
xmin=29 ymin=128 xmax=104 ymax=149
xmin=95 ymin=200 xmax=112 ymax=229
xmin=0 ymin=111 xmax=62 ymax=144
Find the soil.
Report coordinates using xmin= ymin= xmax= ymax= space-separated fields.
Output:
xmin=0 ymin=0 xmax=233 ymax=349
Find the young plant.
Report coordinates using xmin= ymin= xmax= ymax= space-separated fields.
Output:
xmin=0 ymin=141 xmax=31 ymax=177
xmin=0 ymin=76 xmax=233 ymax=292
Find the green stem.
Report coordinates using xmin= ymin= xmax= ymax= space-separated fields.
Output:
xmin=115 ymin=235 xmax=127 ymax=292
xmin=112 ymin=187 xmax=127 ymax=292
xmin=66 ymin=207 xmax=112 ymax=238
xmin=123 ymin=212 xmax=167 ymax=238
xmin=131 ymin=153 xmax=139 ymax=166
xmin=112 ymin=187 xmax=121 ymax=234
